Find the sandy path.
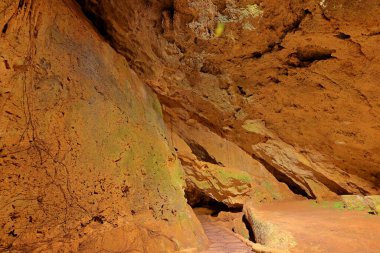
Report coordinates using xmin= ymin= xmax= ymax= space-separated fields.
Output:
xmin=255 ymin=200 xmax=380 ymax=253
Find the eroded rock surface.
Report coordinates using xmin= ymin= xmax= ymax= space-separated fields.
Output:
xmin=170 ymin=113 xmax=295 ymax=207
xmin=1 ymin=0 xmax=380 ymax=252
xmin=0 ymin=0 xmax=206 ymax=252
xmin=244 ymin=203 xmax=296 ymax=251
xmin=341 ymin=195 xmax=380 ymax=214
xmin=77 ymin=0 xmax=380 ymax=198
xmin=173 ymin=130 xmax=252 ymax=208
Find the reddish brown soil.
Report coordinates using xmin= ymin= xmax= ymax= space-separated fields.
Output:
xmin=256 ymin=200 xmax=380 ymax=253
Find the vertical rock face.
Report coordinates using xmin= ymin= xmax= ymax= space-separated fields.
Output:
xmin=0 ymin=0 xmax=206 ymax=252
xmin=77 ymin=0 xmax=380 ymax=198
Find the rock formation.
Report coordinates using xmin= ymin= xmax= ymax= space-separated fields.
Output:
xmin=170 ymin=116 xmax=294 ymax=207
xmin=244 ymin=203 xmax=296 ymax=251
xmin=0 ymin=1 xmax=206 ymax=252
xmin=77 ymin=0 xmax=380 ymax=199
xmin=1 ymin=0 xmax=379 ymax=252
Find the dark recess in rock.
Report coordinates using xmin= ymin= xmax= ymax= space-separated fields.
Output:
xmin=335 ymin=32 xmax=351 ymax=40
xmin=186 ymin=141 xmax=224 ymax=166
xmin=76 ymin=0 xmax=109 ymax=39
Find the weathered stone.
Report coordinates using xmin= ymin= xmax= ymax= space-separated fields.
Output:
xmin=77 ymin=0 xmax=380 ymax=199
xmin=183 ymin=157 xmax=253 ymax=208
xmin=341 ymin=195 xmax=371 ymax=212
xmin=243 ymin=203 xmax=297 ymax=250
xmin=376 ymin=205 xmax=380 ymax=216
xmin=232 ymin=218 xmax=250 ymax=240
xmin=169 ymin=117 xmax=295 ymax=204
xmin=1 ymin=0 xmax=380 ymax=252
xmin=364 ymin=195 xmax=380 ymax=214
xmin=0 ymin=0 xmax=207 ymax=251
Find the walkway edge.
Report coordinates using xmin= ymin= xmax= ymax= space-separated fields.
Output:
xmin=217 ymin=223 xmax=290 ymax=253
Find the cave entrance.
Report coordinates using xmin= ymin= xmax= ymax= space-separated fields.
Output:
xmin=185 ymin=188 xmax=256 ymax=243
xmin=191 ymin=196 xmax=241 ymax=217
xmin=185 ymin=186 xmax=242 ymax=216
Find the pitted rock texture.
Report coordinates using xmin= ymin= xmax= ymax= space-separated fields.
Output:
xmin=77 ymin=0 xmax=380 ymax=198
xmin=0 ymin=0 xmax=207 ymax=252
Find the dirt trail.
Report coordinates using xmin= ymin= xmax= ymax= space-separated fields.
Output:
xmin=198 ymin=215 xmax=252 ymax=253
xmin=256 ymin=201 xmax=380 ymax=253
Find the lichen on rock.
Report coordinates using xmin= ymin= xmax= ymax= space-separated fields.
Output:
xmin=0 ymin=0 xmax=207 ymax=252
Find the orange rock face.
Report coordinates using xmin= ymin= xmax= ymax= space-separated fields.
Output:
xmin=0 ymin=0 xmax=206 ymax=252
xmin=1 ymin=0 xmax=380 ymax=252
xmin=78 ymin=0 xmax=380 ymax=198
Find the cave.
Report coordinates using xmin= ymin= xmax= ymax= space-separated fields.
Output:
xmin=0 ymin=0 xmax=380 ymax=252
xmin=185 ymin=184 xmax=242 ymax=216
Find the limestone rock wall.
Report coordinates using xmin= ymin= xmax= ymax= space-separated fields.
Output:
xmin=0 ymin=0 xmax=207 ymax=252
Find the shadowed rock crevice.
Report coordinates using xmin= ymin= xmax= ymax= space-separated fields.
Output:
xmin=242 ymin=214 xmax=256 ymax=243
xmin=185 ymin=187 xmax=242 ymax=216
xmin=186 ymin=141 xmax=224 ymax=166
xmin=76 ymin=0 xmax=110 ymax=39
xmin=310 ymin=169 xmax=352 ymax=196
xmin=287 ymin=46 xmax=336 ymax=67
xmin=335 ymin=32 xmax=351 ymax=40
xmin=253 ymin=155 xmax=315 ymax=199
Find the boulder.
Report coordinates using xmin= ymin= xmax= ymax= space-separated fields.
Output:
xmin=341 ymin=195 xmax=372 ymax=212
xmin=183 ymin=159 xmax=253 ymax=208
xmin=243 ymin=203 xmax=297 ymax=250
xmin=364 ymin=195 xmax=380 ymax=214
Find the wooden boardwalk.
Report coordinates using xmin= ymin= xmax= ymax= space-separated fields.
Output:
xmin=198 ymin=215 xmax=252 ymax=253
